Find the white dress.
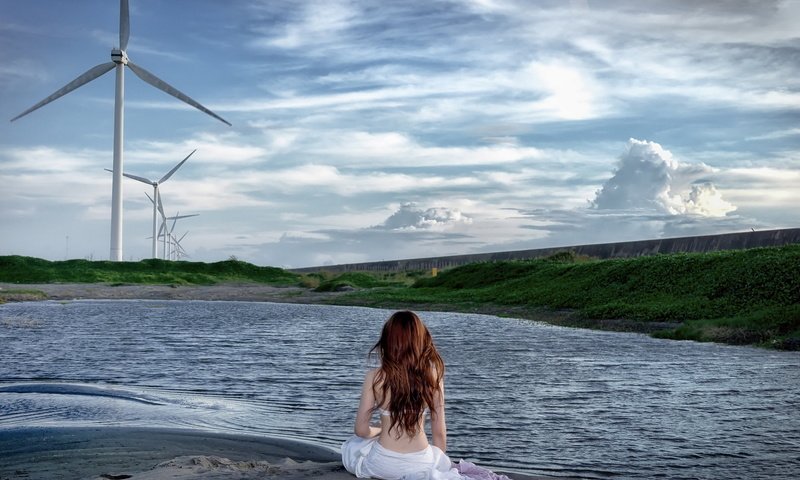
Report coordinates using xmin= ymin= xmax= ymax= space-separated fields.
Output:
xmin=342 ymin=435 xmax=463 ymax=480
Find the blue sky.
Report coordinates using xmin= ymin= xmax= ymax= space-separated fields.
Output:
xmin=1 ymin=0 xmax=798 ymax=267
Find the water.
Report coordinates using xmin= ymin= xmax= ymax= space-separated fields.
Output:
xmin=1 ymin=300 xmax=798 ymax=479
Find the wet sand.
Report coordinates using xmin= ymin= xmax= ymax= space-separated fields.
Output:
xmin=0 ymin=427 xmax=556 ymax=480
xmin=0 ymin=427 xmax=345 ymax=480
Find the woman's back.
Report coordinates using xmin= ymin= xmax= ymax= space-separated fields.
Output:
xmin=369 ymin=367 xmax=443 ymax=453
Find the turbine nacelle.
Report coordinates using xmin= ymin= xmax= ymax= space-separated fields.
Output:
xmin=111 ymin=48 xmax=129 ymax=65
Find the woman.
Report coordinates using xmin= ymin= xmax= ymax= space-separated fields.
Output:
xmin=342 ymin=310 xmax=461 ymax=479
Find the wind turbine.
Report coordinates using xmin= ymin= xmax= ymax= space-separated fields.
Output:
xmin=173 ymin=231 xmax=190 ymax=260
xmin=10 ymin=0 xmax=230 ymax=261
xmin=162 ymin=212 xmax=199 ymax=260
xmin=145 ymin=190 xmax=169 ymax=259
xmin=112 ymin=149 xmax=196 ymax=258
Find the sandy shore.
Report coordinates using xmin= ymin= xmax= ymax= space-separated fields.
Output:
xmin=0 ymin=427 xmax=345 ymax=480
xmin=0 ymin=282 xmax=349 ymax=304
xmin=0 ymin=427 xmax=557 ymax=480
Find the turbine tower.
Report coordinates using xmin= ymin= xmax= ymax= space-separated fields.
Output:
xmin=115 ymin=149 xmax=196 ymax=258
xmin=10 ymin=0 xmax=230 ymax=261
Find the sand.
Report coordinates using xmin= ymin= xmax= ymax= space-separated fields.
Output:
xmin=0 ymin=427 xmax=347 ymax=480
xmin=0 ymin=282 xmax=348 ymax=304
xmin=0 ymin=427 xmax=555 ymax=480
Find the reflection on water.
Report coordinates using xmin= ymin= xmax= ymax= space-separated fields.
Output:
xmin=1 ymin=300 xmax=799 ymax=479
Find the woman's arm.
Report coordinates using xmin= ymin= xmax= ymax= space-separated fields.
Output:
xmin=354 ymin=368 xmax=382 ymax=438
xmin=430 ymin=380 xmax=447 ymax=452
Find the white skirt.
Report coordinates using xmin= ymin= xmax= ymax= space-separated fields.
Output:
xmin=342 ymin=435 xmax=463 ymax=480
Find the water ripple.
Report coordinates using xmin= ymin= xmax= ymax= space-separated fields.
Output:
xmin=1 ymin=300 xmax=799 ymax=479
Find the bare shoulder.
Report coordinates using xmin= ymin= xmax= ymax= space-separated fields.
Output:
xmin=364 ymin=367 xmax=380 ymax=384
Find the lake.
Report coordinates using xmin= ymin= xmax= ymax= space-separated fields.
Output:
xmin=1 ymin=300 xmax=798 ymax=479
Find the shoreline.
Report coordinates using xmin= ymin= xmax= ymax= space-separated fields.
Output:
xmin=0 ymin=281 xmax=676 ymax=335
xmin=0 ymin=426 xmax=342 ymax=480
xmin=0 ymin=426 xmax=558 ymax=480
xmin=0 ymin=282 xmax=347 ymax=304
xmin=0 ymin=284 xmax=571 ymax=480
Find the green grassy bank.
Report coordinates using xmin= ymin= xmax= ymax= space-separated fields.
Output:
xmin=0 ymin=255 xmax=299 ymax=286
xmin=1 ymin=246 xmax=798 ymax=350
xmin=330 ymin=246 xmax=800 ymax=350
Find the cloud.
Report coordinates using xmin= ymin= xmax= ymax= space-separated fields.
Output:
xmin=745 ymin=128 xmax=800 ymax=142
xmin=128 ymin=133 xmax=268 ymax=167
xmin=524 ymin=62 xmax=602 ymax=120
xmin=250 ymin=0 xmax=358 ymax=50
xmin=300 ymin=130 xmax=543 ymax=167
xmin=252 ymin=164 xmax=481 ymax=196
xmin=592 ymin=138 xmax=736 ymax=217
xmin=0 ymin=59 xmax=49 ymax=86
xmin=375 ymin=203 xmax=473 ymax=231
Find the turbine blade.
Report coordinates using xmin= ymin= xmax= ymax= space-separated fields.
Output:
xmin=122 ymin=172 xmax=155 ymax=185
xmin=127 ymin=61 xmax=231 ymax=126
xmin=159 ymin=149 xmax=196 ymax=184
xmin=156 ymin=191 xmax=167 ymax=219
xmin=178 ymin=232 xmax=188 ymax=243
xmin=119 ymin=0 xmax=130 ymax=51
xmin=145 ymin=192 xmax=155 ymax=205
xmin=11 ymin=62 xmax=116 ymax=122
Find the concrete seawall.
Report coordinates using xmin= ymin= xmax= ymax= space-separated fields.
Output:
xmin=290 ymin=227 xmax=800 ymax=273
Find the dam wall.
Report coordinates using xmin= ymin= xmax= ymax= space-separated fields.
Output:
xmin=290 ymin=227 xmax=800 ymax=274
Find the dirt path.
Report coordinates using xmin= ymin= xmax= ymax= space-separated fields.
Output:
xmin=0 ymin=282 xmax=347 ymax=304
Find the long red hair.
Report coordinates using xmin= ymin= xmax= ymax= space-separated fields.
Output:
xmin=370 ymin=310 xmax=445 ymax=438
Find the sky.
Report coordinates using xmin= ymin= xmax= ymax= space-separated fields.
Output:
xmin=1 ymin=0 xmax=798 ymax=268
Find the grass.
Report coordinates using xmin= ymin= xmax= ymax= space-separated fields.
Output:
xmin=332 ymin=246 xmax=800 ymax=350
xmin=2 ymin=246 xmax=799 ymax=349
xmin=312 ymin=271 xmax=413 ymax=292
xmin=0 ymin=288 xmax=47 ymax=304
xmin=0 ymin=255 xmax=299 ymax=286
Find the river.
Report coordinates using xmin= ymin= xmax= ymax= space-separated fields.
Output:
xmin=1 ymin=300 xmax=798 ymax=479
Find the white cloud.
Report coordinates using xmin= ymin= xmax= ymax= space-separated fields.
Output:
xmin=745 ymin=128 xmax=800 ymax=142
xmin=524 ymin=62 xmax=601 ymax=120
xmin=0 ymin=146 xmax=103 ymax=173
xmin=0 ymin=59 xmax=49 ymax=86
xmin=251 ymin=164 xmax=482 ymax=196
xmin=306 ymin=130 xmax=543 ymax=167
xmin=252 ymin=1 xmax=358 ymax=50
xmin=682 ymin=183 xmax=736 ymax=217
xmin=376 ymin=203 xmax=473 ymax=231
xmin=592 ymin=139 xmax=736 ymax=217
xmin=129 ymin=133 xmax=268 ymax=167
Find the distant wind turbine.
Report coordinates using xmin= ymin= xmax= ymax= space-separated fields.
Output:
xmin=173 ymin=231 xmax=190 ymax=260
xmin=156 ymin=206 xmax=200 ymax=260
xmin=10 ymin=0 xmax=230 ymax=261
xmin=145 ymin=191 xmax=168 ymax=259
xmin=161 ymin=211 xmax=199 ymax=260
xmin=110 ymin=149 xmax=196 ymax=259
